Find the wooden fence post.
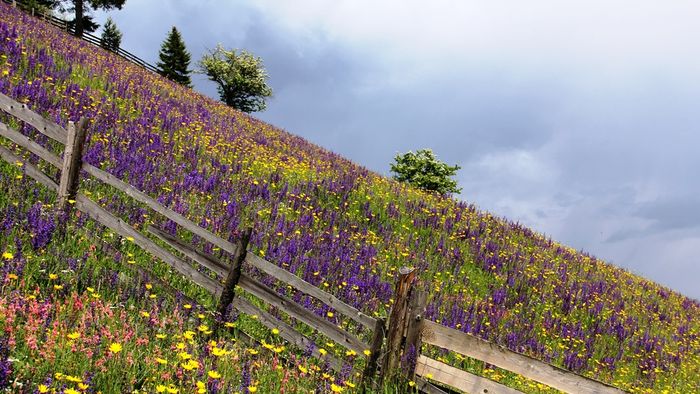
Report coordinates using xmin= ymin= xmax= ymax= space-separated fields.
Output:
xmin=360 ymin=317 xmax=386 ymax=392
xmin=404 ymin=288 xmax=427 ymax=381
xmin=57 ymin=118 xmax=87 ymax=211
xmin=215 ymin=227 xmax=252 ymax=329
xmin=379 ymin=266 xmax=416 ymax=385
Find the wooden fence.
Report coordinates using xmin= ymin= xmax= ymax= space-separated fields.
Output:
xmin=0 ymin=92 xmax=630 ymax=394
xmin=4 ymin=0 xmax=159 ymax=74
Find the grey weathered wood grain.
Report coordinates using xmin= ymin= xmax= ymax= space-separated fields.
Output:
xmin=245 ymin=253 xmax=377 ymax=329
xmin=0 ymin=92 xmax=67 ymax=143
xmin=0 ymin=121 xmax=62 ymax=167
xmin=74 ymin=194 xmax=223 ymax=297
xmin=422 ymin=320 xmax=626 ymax=394
xmin=58 ymin=119 xmax=87 ymax=210
xmin=231 ymin=296 xmax=344 ymax=372
xmin=147 ymin=225 xmax=230 ymax=277
xmin=416 ymin=355 xmax=523 ymax=394
xmin=0 ymin=145 xmax=58 ymax=190
xmin=238 ymin=273 xmax=369 ymax=354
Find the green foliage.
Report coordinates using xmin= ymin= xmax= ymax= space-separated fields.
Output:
xmin=156 ymin=26 xmax=192 ymax=87
xmin=390 ymin=149 xmax=461 ymax=194
xmin=198 ymin=45 xmax=273 ymax=113
xmin=99 ymin=17 xmax=121 ymax=52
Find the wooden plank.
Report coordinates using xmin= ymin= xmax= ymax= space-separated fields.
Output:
xmin=416 ymin=355 xmax=523 ymax=394
xmin=0 ymin=92 xmax=66 ymax=143
xmin=150 ymin=223 xmax=376 ymax=330
xmin=57 ymin=119 xmax=87 ymax=210
xmin=147 ymin=225 xmax=229 ymax=277
xmin=405 ymin=288 xmax=428 ymax=380
xmin=237 ymin=274 xmax=369 ymax=355
xmin=422 ymin=320 xmax=626 ymax=394
xmin=381 ymin=267 xmax=416 ymax=383
xmin=80 ymin=161 xmax=242 ymax=258
xmin=217 ymin=227 xmax=252 ymax=318
xmin=0 ymin=121 xmax=62 ymax=167
xmin=231 ymin=297 xmax=344 ymax=372
xmin=73 ymin=194 xmax=223 ymax=297
xmin=246 ymin=253 xmax=377 ymax=329
xmin=0 ymin=145 xmax=58 ymax=191
xmin=414 ymin=376 xmax=449 ymax=394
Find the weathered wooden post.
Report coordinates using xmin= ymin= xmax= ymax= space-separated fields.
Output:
xmin=379 ymin=266 xmax=416 ymax=386
xmin=404 ymin=288 xmax=427 ymax=381
xmin=214 ymin=227 xmax=252 ymax=333
xmin=12 ymin=1 xmax=16 ymax=8
xmin=57 ymin=118 xmax=87 ymax=211
xmin=360 ymin=317 xmax=386 ymax=392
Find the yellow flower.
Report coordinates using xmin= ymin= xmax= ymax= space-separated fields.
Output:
xmin=196 ymin=381 xmax=206 ymax=394
xmin=67 ymin=332 xmax=80 ymax=340
xmin=183 ymin=304 xmax=192 ymax=309
xmin=298 ymin=365 xmax=308 ymax=373
xmin=156 ymin=334 xmax=167 ymax=339
xmin=87 ymin=287 xmax=95 ymax=292
xmin=408 ymin=381 xmax=416 ymax=387
xmin=183 ymin=331 xmax=196 ymax=340
xmin=224 ymin=322 xmax=236 ymax=328
xmin=53 ymin=284 xmax=63 ymax=290
xmin=198 ymin=324 xmax=209 ymax=332
xmin=109 ymin=342 xmax=123 ymax=354
xmin=141 ymin=311 xmax=150 ymax=318
xmin=145 ymin=283 xmax=153 ymax=290
xmin=327 ymin=311 xmax=334 ymax=318
xmin=271 ymin=328 xmax=280 ymax=335
xmin=363 ymin=349 xmax=371 ymax=356
xmin=166 ymin=385 xmax=179 ymax=394
xmin=319 ymin=348 xmax=327 ymax=356
xmin=247 ymin=348 xmax=258 ymax=355
xmin=6 ymin=273 xmax=18 ymax=280
xmin=345 ymin=381 xmax=355 ymax=388
xmin=182 ymin=359 xmax=200 ymax=371
xmin=345 ymin=350 xmax=356 ymax=357
xmin=248 ymin=386 xmax=257 ymax=393
xmin=78 ymin=383 xmax=89 ymax=390
xmin=64 ymin=389 xmax=80 ymax=394
xmin=156 ymin=385 xmax=166 ymax=393
xmin=38 ymin=385 xmax=49 ymax=393
xmin=212 ymin=347 xmax=227 ymax=357
xmin=178 ymin=352 xmax=192 ymax=360
xmin=425 ymin=373 xmax=433 ymax=379
xmin=48 ymin=273 xmax=58 ymax=280
xmin=207 ymin=370 xmax=222 ymax=379
xmin=330 ymin=383 xmax=343 ymax=393
xmin=155 ymin=357 xmax=168 ymax=365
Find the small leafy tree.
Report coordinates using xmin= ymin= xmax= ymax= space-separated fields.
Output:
xmin=156 ymin=27 xmax=192 ymax=87
xmin=390 ymin=149 xmax=461 ymax=194
xmin=198 ymin=45 xmax=272 ymax=113
xmin=100 ymin=17 xmax=121 ymax=52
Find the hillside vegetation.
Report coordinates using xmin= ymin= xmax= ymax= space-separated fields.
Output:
xmin=0 ymin=3 xmax=698 ymax=393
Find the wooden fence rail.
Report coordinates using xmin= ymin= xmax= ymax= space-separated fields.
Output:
xmin=0 ymin=90 xmax=632 ymax=393
xmin=3 ymin=0 xmax=159 ymax=74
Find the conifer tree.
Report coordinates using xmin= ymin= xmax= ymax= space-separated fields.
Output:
xmin=49 ymin=1 xmax=127 ymax=37
xmin=100 ymin=17 xmax=122 ymax=52
xmin=156 ymin=27 xmax=192 ymax=87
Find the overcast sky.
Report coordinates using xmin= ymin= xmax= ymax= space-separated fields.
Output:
xmin=94 ymin=0 xmax=700 ymax=300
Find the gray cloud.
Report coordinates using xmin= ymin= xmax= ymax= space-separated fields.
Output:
xmin=95 ymin=1 xmax=700 ymax=299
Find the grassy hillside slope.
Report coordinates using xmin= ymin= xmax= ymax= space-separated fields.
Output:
xmin=0 ymin=3 xmax=698 ymax=392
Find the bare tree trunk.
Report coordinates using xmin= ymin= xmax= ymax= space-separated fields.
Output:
xmin=74 ymin=0 xmax=84 ymax=37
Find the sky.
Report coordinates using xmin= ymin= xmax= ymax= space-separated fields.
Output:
xmin=94 ymin=0 xmax=700 ymax=300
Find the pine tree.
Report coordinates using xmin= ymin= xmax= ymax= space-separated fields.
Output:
xmin=100 ymin=17 xmax=122 ymax=52
xmin=156 ymin=27 xmax=192 ymax=87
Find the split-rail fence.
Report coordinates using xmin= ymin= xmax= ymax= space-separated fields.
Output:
xmin=4 ymin=0 xmax=159 ymax=74
xmin=0 ymin=92 xmax=629 ymax=393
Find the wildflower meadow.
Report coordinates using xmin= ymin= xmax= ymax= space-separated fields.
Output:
xmin=0 ymin=3 xmax=698 ymax=393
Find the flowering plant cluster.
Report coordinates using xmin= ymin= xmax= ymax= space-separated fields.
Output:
xmin=0 ymin=2 xmax=698 ymax=393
